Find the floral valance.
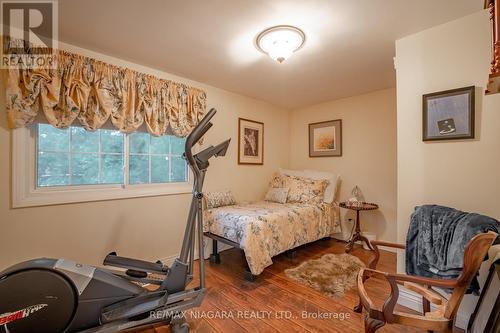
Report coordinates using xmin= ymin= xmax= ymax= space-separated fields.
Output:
xmin=4 ymin=40 xmax=206 ymax=137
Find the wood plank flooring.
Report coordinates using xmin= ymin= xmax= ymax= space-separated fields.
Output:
xmin=130 ymin=239 xmax=463 ymax=333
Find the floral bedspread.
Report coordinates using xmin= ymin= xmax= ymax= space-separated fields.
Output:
xmin=203 ymin=201 xmax=340 ymax=275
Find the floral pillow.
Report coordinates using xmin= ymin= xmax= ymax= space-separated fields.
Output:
xmin=269 ymin=173 xmax=328 ymax=204
xmin=287 ymin=176 xmax=328 ymax=204
xmin=205 ymin=190 xmax=236 ymax=209
xmin=265 ymin=187 xmax=289 ymax=204
xmin=269 ymin=173 xmax=286 ymax=188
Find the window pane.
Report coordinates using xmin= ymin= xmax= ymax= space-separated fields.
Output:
xmin=101 ymin=154 xmax=124 ymax=184
xmin=171 ymin=156 xmax=187 ymax=182
xmin=151 ymin=155 xmax=169 ymax=183
xmin=129 ymin=155 xmax=149 ymax=184
xmin=71 ymin=127 xmax=99 ymax=153
xmin=71 ymin=153 xmax=99 ymax=185
xmin=37 ymin=125 xmax=127 ymax=188
xmin=129 ymin=132 xmax=149 ymax=154
xmin=150 ymin=135 xmax=169 ymax=155
xmin=36 ymin=126 xmax=188 ymax=188
xmin=101 ymin=130 xmax=124 ymax=153
xmin=128 ymin=134 xmax=187 ymax=185
xmin=38 ymin=124 xmax=69 ymax=152
xmin=37 ymin=152 xmax=69 ymax=186
xmin=171 ymin=136 xmax=185 ymax=155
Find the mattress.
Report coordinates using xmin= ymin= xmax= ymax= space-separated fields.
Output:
xmin=203 ymin=201 xmax=339 ymax=275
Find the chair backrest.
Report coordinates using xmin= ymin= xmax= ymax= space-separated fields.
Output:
xmin=444 ymin=231 xmax=497 ymax=319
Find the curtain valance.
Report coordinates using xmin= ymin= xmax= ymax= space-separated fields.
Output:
xmin=4 ymin=40 xmax=206 ymax=137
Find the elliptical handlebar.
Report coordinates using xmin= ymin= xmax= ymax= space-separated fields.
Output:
xmin=184 ymin=108 xmax=217 ymax=175
xmin=176 ymin=107 xmax=222 ymax=284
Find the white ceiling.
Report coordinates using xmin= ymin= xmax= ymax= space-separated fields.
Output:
xmin=58 ymin=0 xmax=482 ymax=109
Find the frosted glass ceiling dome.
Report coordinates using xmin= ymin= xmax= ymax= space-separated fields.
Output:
xmin=256 ymin=25 xmax=306 ymax=63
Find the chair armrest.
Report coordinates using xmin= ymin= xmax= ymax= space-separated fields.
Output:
xmin=360 ymin=267 xmax=390 ymax=277
xmin=370 ymin=240 xmax=406 ymax=250
xmin=357 ymin=267 xmax=399 ymax=323
xmin=357 ymin=268 xmax=376 ymax=311
xmin=358 ymin=267 xmax=457 ymax=324
xmin=389 ymin=272 xmax=458 ymax=289
xmin=366 ymin=240 xmax=406 ymax=270
xmin=362 ymin=267 xmax=458 ymax=289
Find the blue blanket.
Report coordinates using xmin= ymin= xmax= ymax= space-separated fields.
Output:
xmin=406 ymin=205 xmax=499 ymax=294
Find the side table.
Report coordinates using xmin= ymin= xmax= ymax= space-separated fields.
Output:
xmin=339 ymin=201 xmax=379 ymax=253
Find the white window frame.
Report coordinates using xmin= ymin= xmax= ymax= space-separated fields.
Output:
xmin=12 ymin=126 xmax=193 ymax=208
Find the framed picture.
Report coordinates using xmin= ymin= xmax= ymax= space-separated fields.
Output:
xmin=309 ymin=119 xmax=342 ymax=157
xmin=238 ymin=118 xmax=264 ymax=165
xmin=423 ymin=86 xmax=475 ymax=141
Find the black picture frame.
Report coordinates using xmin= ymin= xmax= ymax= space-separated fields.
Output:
xmin=422 ymin=86 xmax=475 ymax=141
xmin=238 ymin=118 xmax=264 ymax=165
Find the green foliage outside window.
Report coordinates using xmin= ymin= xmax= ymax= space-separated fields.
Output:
xmin=37 ymin=124 xmax=187 ymax=187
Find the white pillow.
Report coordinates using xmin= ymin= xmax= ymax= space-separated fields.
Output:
xmin=303 ymin=170 xmax=340 ymax=203
xmin=279 ymin=168 xmax=307 ymax=178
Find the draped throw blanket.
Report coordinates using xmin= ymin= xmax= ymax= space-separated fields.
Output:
xmin=4 ymin=39 xmax=206 ymax=137
xmin=406 ymin=205 xmax=499 ymax=294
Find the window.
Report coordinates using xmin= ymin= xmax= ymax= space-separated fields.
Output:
xmin=37 ymin=125 xmax=125 ymax=187
xmin=12 ymin=125 xmax=192 ymax=208
xmin=36 ymin=124 xmax=188 ymax=187
xmin=128 ymin=132 xmax=187 ymax=184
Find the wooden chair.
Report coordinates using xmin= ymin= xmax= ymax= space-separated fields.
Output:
xmin=355 ymin=231 xmax=497 ymax=333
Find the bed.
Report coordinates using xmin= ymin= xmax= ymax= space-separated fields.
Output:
xmin=203 ymin=199 xmax=340 ymax=279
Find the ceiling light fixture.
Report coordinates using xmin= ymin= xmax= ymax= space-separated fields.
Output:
xmin=256 ymin=25 xmax=305 ymax=63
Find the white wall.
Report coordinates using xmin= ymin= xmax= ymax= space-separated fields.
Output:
xmin=289 ymin=88 xmax=397 ymax=243
xmin=0 ymin=42 xmax=290 ymax=269
xmin=395 ymin=9 xmax=500 ymax=328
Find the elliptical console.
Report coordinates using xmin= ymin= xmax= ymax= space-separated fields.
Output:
xmin=0 ymin=108 xmax=229 ymax=333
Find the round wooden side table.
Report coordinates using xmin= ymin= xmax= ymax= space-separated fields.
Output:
xmin=339 ymin=201 xmax=379 ymax=253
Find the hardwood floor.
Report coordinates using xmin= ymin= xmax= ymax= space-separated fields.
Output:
xmin=130 ymin=239 xmax=462 ymax=333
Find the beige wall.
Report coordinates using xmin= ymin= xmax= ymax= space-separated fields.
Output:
xmin=289 ymin=88 xmax=397 ymax=243
xmin=395 ymin=10 xmax=500 ymax=325
xmin=396 ymin=9 xmax=500 ymax=265
xmin=0 ymin=38 xmax=399 ymax=270
xmin=0 ymin=42 xmax=290 ymax=269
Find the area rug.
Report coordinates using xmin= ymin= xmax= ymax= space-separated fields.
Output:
xmin=285 ymin=253 xmax=365 ymax=298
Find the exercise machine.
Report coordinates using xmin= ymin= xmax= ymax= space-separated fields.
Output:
xmin=0 ymin=108 xmax=229 ymax=333
xmin=0 ymin=108 xmax=228 ymax=333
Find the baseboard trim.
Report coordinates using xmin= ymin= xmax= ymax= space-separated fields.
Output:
xmin=330 ymin=236 xmax=399 ymax=253
xmin=398 ymin=286 xmax=468 ymax=329
xmin=159 ymin=241 xmax=234 ymax=266
xmin=158 ymin=254 xmax=179 ymax=267
xmin=376 ymin=245 xmax=399 ymax=253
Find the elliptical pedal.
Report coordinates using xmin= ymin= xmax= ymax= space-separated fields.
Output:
xmin=171 ymin=317 xmax=190 ymax=333
xmin=125 ymin=269 xmax=148 ymax=278
xmin=103 ymin=252 xmax=169 ymax=274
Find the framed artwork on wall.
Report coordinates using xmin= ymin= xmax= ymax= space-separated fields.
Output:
xmin=238 ymin=118 xmax=264 ymax=165
xmin=423 ymin=86 xmax=475 ymax=141
xmin=308 ymin=119 xmax=342 ymax=157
